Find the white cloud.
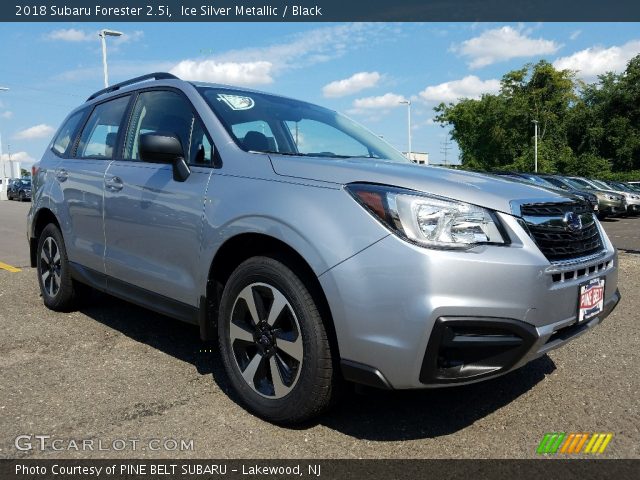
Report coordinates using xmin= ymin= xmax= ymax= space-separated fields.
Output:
xmin=1 ymin=111 xmax=12 ymax=119
xmin=57 ymin=24 xmax=391 ymax=86
xmin=14 ymin=124 xmax=55 ymax=140
xmin=353 ymin=93 xmax=407 ymax=109
xmin=419 ymin=76 xmax=500 ymax=103
xmin=46 ymin=28 xmax=143 ymax=48
xmin=0 ymin=151 xmax=36 ymax=168
xmin=570 ymin=30 xmax=582 ymax=41
xmin=112 ymin=30 xmax=144 ymax=46
xmin=170 ymin=60 xmax=274 ymax=85
xmin=553 ymin=40 xmax=640 ymax=81
xmin=322 ymin=72 xmax=381 ymax=98
xmin=454 ymin=26 xmax=560 ymax=69
xmin=168 ymin=24 xmax=391 ymax=86
xmin=347 ymin=93 xmax=408 ymax=117
xmin=46 ymin=28 xmax=94 ymax=42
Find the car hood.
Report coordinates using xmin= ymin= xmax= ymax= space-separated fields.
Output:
xmin=269 ymin=155 xmax=573 ymax=215
xmin=591 ymin=189 xmax=625 ymax=199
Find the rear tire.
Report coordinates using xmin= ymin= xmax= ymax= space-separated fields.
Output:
xmin=36 ymin=224 xmax=85 ymax=311
xmin=218 ymin=256 xmax=337 ymax=424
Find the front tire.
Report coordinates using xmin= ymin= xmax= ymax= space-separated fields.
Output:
xmin=36 ymin=224 xmax=83 ymax=311
xmin=218 ymin=256 xmax=336 ymax=424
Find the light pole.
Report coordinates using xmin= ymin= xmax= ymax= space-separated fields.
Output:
xmin=0 ymin=87 xmax=9 ymax=187
xmin=532 ymin=119 xmax=539 ymax=173
xmin=399 ymin=100 xmax=412 ymax=161
xmin=99 ymin=29 xmax=123 ymax=88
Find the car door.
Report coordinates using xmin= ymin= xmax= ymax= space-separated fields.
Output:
xmin=103 ymin=89 xmax=214 ymax=308
xmin=55 ymin=95 xmax=130 ymax=276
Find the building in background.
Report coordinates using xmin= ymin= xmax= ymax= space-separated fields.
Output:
xmin=0 ymin=159 xmax=21 ymax=201
xmin=405 ymin=151 xmax=429 ymax=165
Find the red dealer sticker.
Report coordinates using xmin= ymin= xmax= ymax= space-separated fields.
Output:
xmin=578 ymin=278 xmax=605 ymax=322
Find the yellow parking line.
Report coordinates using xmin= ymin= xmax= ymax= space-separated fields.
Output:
xmin=0 ymin=261 xmax=21 ymax=273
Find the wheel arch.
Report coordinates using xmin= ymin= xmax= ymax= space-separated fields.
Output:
xmin=30 ymin=208 xmax=61 ymax=267
xmin=204 ymin=232 xmax=341 ymax=360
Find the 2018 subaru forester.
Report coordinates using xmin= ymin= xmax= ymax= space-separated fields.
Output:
xmin=28 ymin=73 xmax=620 ymax=423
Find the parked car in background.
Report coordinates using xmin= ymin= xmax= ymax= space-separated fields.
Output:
xmin=536 ymin=174 xmax=623 ymax=220
xmin=570 ymin=177 xmax=640 ymax=216
xmin=625 ymin=182 xmax=640 ymax=193
xmin=559 ymin=177 xmax=627 ymax=219
xmin=27 ymin=73 xmax=621 ymax=423
xmin=8 ymin=178 xmax=32 ymax=201
xmin=601 ymin=180 xmax=640 ymax=208
xmin=492 ymin=172 xmax=599 ymax=214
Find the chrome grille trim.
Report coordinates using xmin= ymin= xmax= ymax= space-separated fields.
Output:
xmin=517 ymin=200 xmax=605 ymax=262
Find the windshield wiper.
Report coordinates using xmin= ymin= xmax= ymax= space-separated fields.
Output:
xmin=260 ymin=150 xmax=310 ymax=157
xmin=260 ymin=151 xmax=380 ymax=160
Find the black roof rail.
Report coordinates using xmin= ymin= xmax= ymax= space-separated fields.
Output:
xmin=86 ymin=72 xmax=179 ymax=102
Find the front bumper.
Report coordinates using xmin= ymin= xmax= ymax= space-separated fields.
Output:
xmin=419 ymin=291 xmax=620 ymax=385
xmin=626 ymin=203 xmax=640 ymax=215
xmin=320 ymin=214 xmax=619 ymax=389
xmin=598 ymin=201 xmax=625 ymax=216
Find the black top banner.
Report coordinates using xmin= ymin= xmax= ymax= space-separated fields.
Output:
xmin=5 ymin=0 xmax=640 ymax=22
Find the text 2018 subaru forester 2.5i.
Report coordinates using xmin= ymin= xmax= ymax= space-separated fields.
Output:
xmin=28 ymin=73 xmax=620 ymax=423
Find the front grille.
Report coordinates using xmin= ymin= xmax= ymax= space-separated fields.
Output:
xmin=521 ymin=202 xmax=604 ymax=262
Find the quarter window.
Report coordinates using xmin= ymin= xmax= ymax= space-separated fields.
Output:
xmin=51 ymin=110 xmax=84 ymax=156
xmin=75 ymin=96 xmax=130 ymax=159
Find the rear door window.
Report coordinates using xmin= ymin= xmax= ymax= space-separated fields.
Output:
xmin=75 ymin=96 xmax=130 ymax=159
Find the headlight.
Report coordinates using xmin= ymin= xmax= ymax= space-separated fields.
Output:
xmin=346 ymin=184 xmax=507 ymax=250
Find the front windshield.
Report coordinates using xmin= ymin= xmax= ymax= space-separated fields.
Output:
xmin=519 ymin=174 xmax=555 ymax=188
xmin=591 ymin=179 xmax=612 ymax=190
xmin=567 ymin=177 xmax=595 ymax=189
xmin=543 ymin=176 xmax=570 ymax=190
xmin=609 ymin=181 xmax=632 ymax=192
xmin=198 ymin=87 xmax=408 ymax=163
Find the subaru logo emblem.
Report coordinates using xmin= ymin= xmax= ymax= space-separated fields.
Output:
xmin=564 ymin=212 xmax=582 ymax=233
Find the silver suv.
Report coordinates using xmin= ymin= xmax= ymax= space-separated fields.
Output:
xmin=28 ymin=73 xmax=620 ymax=423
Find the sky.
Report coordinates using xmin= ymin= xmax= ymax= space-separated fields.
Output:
xmin=0 ymin=22 xmax=639 ymax=171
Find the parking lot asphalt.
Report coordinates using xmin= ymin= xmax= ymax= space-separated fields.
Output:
xmin=0 ymin=201 xmax=639 ymax=459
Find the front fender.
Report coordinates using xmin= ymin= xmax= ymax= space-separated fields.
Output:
xmin=196 ymin=174 xmax=389 ymax=297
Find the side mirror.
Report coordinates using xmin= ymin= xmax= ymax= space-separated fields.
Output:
xmin=139 ymin=132 xmax=191 ymax=182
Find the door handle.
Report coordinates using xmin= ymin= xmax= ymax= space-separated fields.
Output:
xmin=104 ymin=176 xmax=124 ymax=192
xmin=55 ymin=168 xmax=68 ymax=182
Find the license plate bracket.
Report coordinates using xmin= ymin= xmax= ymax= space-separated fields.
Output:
xmin=578 ymin=277 xmax=605 ymax=323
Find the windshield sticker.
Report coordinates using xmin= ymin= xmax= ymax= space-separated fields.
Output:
xmin=217 ymin=94 xmax=255 ymax=111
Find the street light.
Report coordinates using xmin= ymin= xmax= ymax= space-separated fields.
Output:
xmin=99 ymin=29 xmax=123 ymax=88
xmin=0 ymin=87 xmax=9 ymax=184
xmin=532 ymin=119 xmax=539 ymax=173
xmin=399 ymin=100 xmax=412 ymax=161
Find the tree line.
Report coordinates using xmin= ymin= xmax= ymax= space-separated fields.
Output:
xmin=434 ymin=55 xmax=640 ymax=180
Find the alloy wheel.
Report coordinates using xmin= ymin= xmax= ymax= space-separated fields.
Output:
xmin=40 ymin=236 xmax=62 ymax=298
xmin=229 ymin=282 xmax=304 ymax=399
